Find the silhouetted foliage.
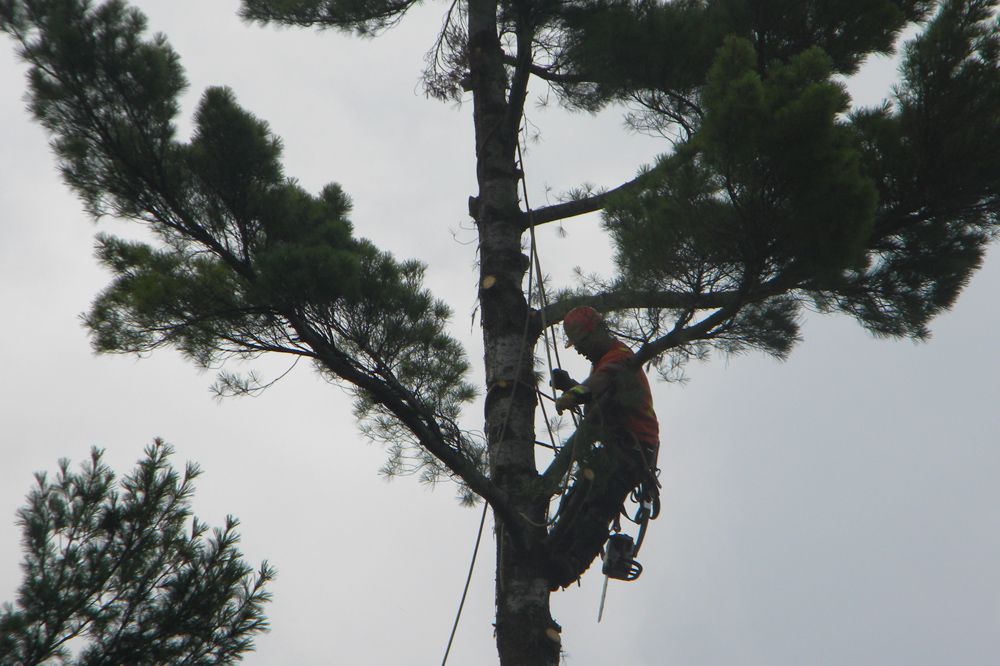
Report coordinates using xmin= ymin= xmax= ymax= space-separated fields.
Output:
xmin=0 ymin=442 xmax=273 ymax=666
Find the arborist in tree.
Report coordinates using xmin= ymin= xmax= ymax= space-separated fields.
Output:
xmin=552 ymin=306 xmax=660 ymax=478
xmin=545 ymin=306 xmax=662 ymax=588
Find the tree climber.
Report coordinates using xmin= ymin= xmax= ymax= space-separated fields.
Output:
xmin=545 ymin=306 xmax=661 ymax=589
xmin=552 ymin=306 xmax=659 ymax=478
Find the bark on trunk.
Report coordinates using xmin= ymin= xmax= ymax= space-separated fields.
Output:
xmin=467 ymin=0 xmax=560 ymax=663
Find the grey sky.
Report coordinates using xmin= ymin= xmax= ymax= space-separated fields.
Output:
xmin=2 ymin=2 xmax=998 ymax=665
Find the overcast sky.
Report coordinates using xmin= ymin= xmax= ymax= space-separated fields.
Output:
xmin=2 ymin=2 xmax=998 ymax=665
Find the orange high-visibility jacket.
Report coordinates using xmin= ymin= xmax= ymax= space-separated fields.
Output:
xmin=588 ymin=340 xmax=659 ymax=452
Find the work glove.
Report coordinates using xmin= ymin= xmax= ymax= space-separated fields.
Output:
xmin=550 ymin=368 xmax=575 ymax=392
xmin=555 ymin=385 xmax=591 ymax=414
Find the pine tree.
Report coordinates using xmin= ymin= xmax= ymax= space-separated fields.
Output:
xmin=0 ymin=441 xmax=273 ymax=666
xmin=3 ymin=1 xmax=999 ymax=664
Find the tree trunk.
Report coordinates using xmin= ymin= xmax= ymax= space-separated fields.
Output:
xmin=467 ymin=0 xmax=560 ymax=663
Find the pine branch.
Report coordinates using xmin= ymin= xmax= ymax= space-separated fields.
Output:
xmin=538 ymin=289 xmax=733 ymax=327
xmin=281 ymin=311 xmax=530 ymax=548
xmin=238 ymin=0 xmax=422 ymax=34
xmin=505 ymin=24 xmax=534 ymax=140
xmin=519 ymin=175 xmax=643 ymax=229
xmin=501 ymin=53 xmax=587 ymax=84
xmin=632 ymin=300 xmax=743 ymax=367
xmin=2 ymin=444 xmax=271 ymax=665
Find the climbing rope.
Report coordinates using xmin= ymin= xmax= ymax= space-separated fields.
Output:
xmin=439 ymin=500 xmax=488 ymax=666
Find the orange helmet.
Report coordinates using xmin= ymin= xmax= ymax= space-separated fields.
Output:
xmin=563 ymin=306 xmax=603 ymax=348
